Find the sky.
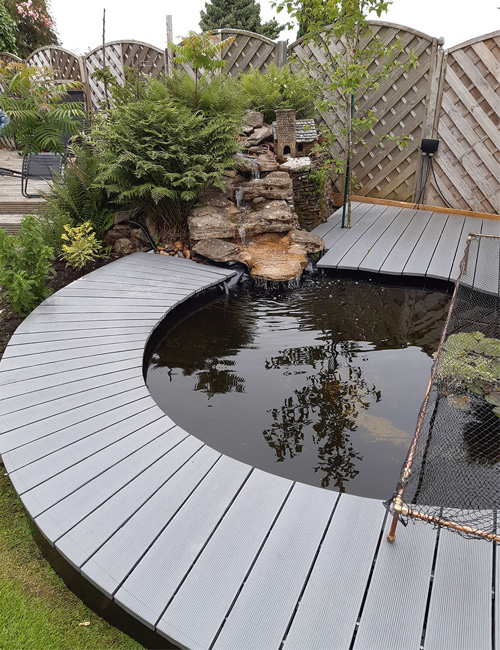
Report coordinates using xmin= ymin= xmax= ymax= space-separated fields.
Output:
xmin=49 ymin=0 xmax=499 ymax=55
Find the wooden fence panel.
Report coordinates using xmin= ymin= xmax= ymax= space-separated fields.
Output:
xmin=426 ymin=31 xmax=500 ymax=214
xmin=26 ymin=47 xmax=81 ymax=81
xmin=220 ymin=29 xmax=277 ymax=75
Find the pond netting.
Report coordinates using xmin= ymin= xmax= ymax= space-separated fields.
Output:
xmin=385 ymin=233 xmax=500 ymax=543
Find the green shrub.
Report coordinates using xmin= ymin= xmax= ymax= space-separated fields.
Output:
xmin=44 ymin=138 xmax=114 ymax=239
xmin=93 ymin=95 xmax=241 ymax=232
xmin=34 ymin=207 xmax=74 ymax=255
xmin=0 ymin=216 xmax=54 ymax=316
xmin=60 ymin=222 xmax=101 ymax=270
xmin=240 ymin=63 xmax=317 ymax=123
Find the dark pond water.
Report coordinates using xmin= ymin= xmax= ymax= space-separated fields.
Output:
xmin=146 ymin=276 xmax=451 ymax=499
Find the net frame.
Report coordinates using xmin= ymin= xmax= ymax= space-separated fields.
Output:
xmin=386 ymin=233 xmax=500 ymax=544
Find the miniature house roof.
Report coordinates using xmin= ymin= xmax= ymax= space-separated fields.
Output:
xmin=272 ymin=119 xmax=318 ymax=143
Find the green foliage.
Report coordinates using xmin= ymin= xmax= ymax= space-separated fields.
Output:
xmin=436 ymin=331 xmax=500 ymax=417
xmin=240 ymin=63 xmax=316 ymax=123
xmin=60 ymin=222 xmax=101 ymax=270
xmin=44 ymin=138 xmax=114 ymax=238
xmin=94 ymin=93 xmax=241 ymax=231
xmin=274 ymin=0 xmax=417 ymax=223
xmin=4 ymin=0 xmax=58 ymax=59
xmin=34 ymin=206 xmax=74 ymax=255
xmin=0 ymin=62 xmax=85 ymax=154
xmin=91 ymin=66 xmax=149 ymax=109
xmin=0 ymin=0 xmax=17 ymax=53
xmin=199 ymin=0 xmax=283 ymax=39
xmin=0 ymin=215 xmax=54 ymax=316
xmin=172 ymin=31 xmax=235 ymax=110
xmin=150 ymin=70 xmax=246 ymax=118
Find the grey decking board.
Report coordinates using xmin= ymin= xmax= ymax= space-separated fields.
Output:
xmin=212 ymin=483 xmax=335 ymax=650
xmin=403 ymin=212 xmax=449 ymax=277
xmin=31 ymin=425 xmax=191 ymax=529
xmin=115 ymin=456 xmax=252 ymax=629
xmin=378 ymin=209 xmax=433 ymax=275
xmin=470 ymin=229 xmax=500 ymax=297
xmin=0 ymin=385 xmax=152 ymax=459
xmin=7 ymin=327 xmax=153 ymax=346
xmin=318 ymin=204 xmax=390 ymax=268
xmin=336 ymin=206 xmax=402 ymax=271
xmin=480 ymin=218 xmax=500 ymax=237
xmin=156 ymin=471 xmax=292 ymax=650
xmin=449 ymin=216 xmax=482 ymax=281
xmin=3 ymin=399 xmax=158 ymax=473
xmin=80 ymin=447 xmax=223 ymax=597
xmin=424 ymin=525 xmax=493 ymax=650
xmin=2 ymin=333 xmax=146 ymax=359
xmin=426 ymin=213 xmax=466 ymax=280
xmin=353 ymin=519 xmax=437 ymax=650
xmin=125 ymin=252 xmax=235 ymax=278
xmin=284 ymin=495 xmax=385 ymax=650
xmin=319 ymin=203 xmax=383 ymax=255
xmin=12 ymin=318 xmax=156 ymax=333
xmin=0 ymin=366 xmax=140 ymax=416
xmin=0 ymin=350 xmax=143 ymax=386
xmin=0 ymin=358 xmax=140 ymax=400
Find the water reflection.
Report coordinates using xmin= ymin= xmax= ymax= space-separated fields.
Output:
xmin=147 ymin=277 xmax=450 ymax=498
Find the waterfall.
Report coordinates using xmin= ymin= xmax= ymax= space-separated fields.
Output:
xmin=235 ymin=188 xmax=244 ymax=207
xmin=237 ymin=225 xmax=246 ymax=245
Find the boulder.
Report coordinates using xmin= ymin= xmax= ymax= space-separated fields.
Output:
xmin=188 ymin=206 xmax=236 ymax=240
xmin=105 ymin=224 xmax=130 ymax=247
xmin=244 ymin=111 xmax=264 ymax=129
xmin=244 ymin=232 xmax=308 ymax=282
xmin=279 ymin=156 xmax=312 ymax=172
xmin=240 ymin=172 xmax=294 ymax=202
xmin=197 ymin=186 xmax=234 ymax=209
xmin=256 ymin=153 xmax=279 ymax=173
xmin=114 ymin=238 xmax=134 ymax=256
xmin=290 ymin=229 xmax=325 ymax=253
xmin=130 ymin=228 xmax=150 ymax=248
xmin=242 ymin=124 xmax=273 ymax=148
xmin=114 ymin=210 xmax=132 ymax=225
xmin=243 ymin=200 xmax=297 ymax=237
xmin=192 ymin=239 xmax=240 ymax=263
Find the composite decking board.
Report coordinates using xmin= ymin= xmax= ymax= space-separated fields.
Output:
xmin=0 ymin=376 xmax=145 ymax=435
xmin=64 ymin=445 xmax=220 ymax=577
xmin=42 ymin=295 xmax=178 ymax=307
xmin=115 ymin=457 xmax=253 ymax=629
xmin=426 ymin=213 xmax=466 ymax=280
xmin=0 ymin=340 xmax=145 ymax=373
xmin=449 ymin=215 xmax=482 ymax=281
xmin=80 ymin=447 xmax=223 ymax=597
xmin=0 ymin=366 xmax=141 ymax=416
xmin=318 ymin=204 xmax=390 ymax=268
xmin=402 ymin=212 xmax=449 ymax=276
xmin=0 ymin=386 xmax=152 ymax=459
xmin=10 ymin=318 xmax=157 ymax=334
xmin=211 ymin=483 xmax=335 ymax=650
xmin=2 ymin=399 xmax=158 ymax=474
xmin=7 ymin=327 xmax=153 ymax=346
xmin=424 ymin=526 xmax=493 ymax=650
xmin=319 ymin=203 xmax=384 ymax=255
xmin=156 ymin=471 xmax=292 ymax=650
xmin=480 ymin=218 xmax=500 ymax=237
xmin=0 ymin=350 xmax=143 ymax=386
xmin=0 ymin=358 xmax=140 ymax=400
xmin=284 ymin=495 xmax=385 ymax=650
xmin=2 ymin=333 xmax=147 ymax=359
xmin=31 ymin=304 xmax=171 ymax=315
xmin=30 ymin=425 xmax=191 ymax=529
xmin=124 ymin=253 xmax=235 ymax=278
xmin=353 ymin=520 xmax=437 ymax=650
xmin=54 ymin=286 xmax=192 ymax=300
xmin=378 ymin=210 xmax=433 ymax=275
xmin=116 ymin=261 xmax=234 ymax=285
xmin=86 ymin=267 xmax=219 ymax=288
xmin=313 ymin=202 xmax=372 ymax=239
xmin=334 ymin=206 xmax=403 ymax=271
xmin=7 ymin=311 xmax=164 ymax=323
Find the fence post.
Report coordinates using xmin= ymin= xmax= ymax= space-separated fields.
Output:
xmin=412 ymin=37 xmax=446 ymax=204
xmin=166 ymin=15 xmax=174 ymax=76
xmin=277 ymin=40 xmax=288 ymax=68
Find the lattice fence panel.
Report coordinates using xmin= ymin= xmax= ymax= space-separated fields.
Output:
xmin=84 ymin=42 xmax=127 ymax=109
xmin=26 ymin=47 xmax=80 ymax=80
xmin=289 ymin=22 xmax=437 ymax=202
xmin=121 ymin=41 xmax=165 ymax=77
xmin=426 ymin=32 xmax=500 ymax=214
xmin=0 ymin=52 xmax=22 ymax=65
xmin=220 ymin=30 xmax=277 ymax=75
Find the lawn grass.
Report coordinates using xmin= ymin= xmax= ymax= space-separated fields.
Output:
xmin=0 ymin=461 xmax=144 ymax=650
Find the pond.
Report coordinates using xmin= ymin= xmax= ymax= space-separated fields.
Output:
xmin=146 ymin=276 xmax=451 ymax=499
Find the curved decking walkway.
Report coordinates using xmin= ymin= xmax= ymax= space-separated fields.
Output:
xmin=0 ymin=252 xmax=497 ymax=650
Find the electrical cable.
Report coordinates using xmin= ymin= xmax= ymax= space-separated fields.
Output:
xmin=429 ymin=156 xmax=455 ymax=209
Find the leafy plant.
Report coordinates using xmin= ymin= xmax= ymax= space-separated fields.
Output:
xmin=0 ymin=0 xmax=17 ymax=53
xmin=171 ymin=31 xmax=235 ymax=111
xmin=199 ymin=0 xmax=284 ymax=39
xmin=60 ymin=222 xmax=101 ymax=270
xmin=240 ymin=63 xmax=317 ymax=123
xmin=0 ymin=215 xmax=54 ymax=316
xmin=34 ymin=206 xmax=74 ymax=255
xmin=93 ymin=92 xmax=241 ymax=233
xmin=44 ymin=138 xmax=114 ymax=238
xmin=4 ymin=0 xmax=58 ymax=58
xmin=0 ymin=62 xmax=84 ymax=154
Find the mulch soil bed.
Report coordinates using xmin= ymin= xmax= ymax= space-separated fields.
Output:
xmin=0 ymin=257 xmax=114 ymax=360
